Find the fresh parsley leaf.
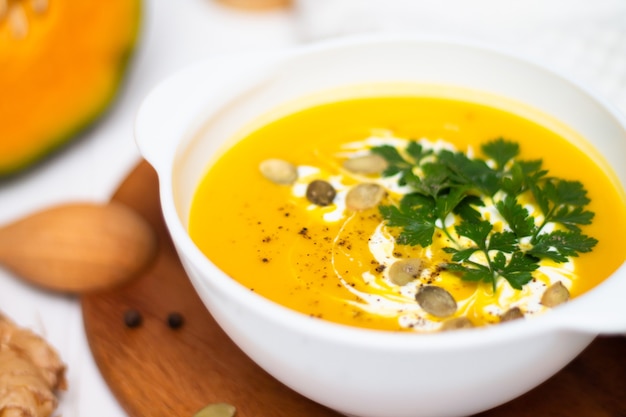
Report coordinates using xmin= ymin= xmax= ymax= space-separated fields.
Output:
xmin=439 ymin=150 xmax=500 ymax=196
xmin=530 ymin=177 xmax=594 ymax=239
xmin=371 ymin=144 xmax=407 ymax=167
xmin=549 ymin=179 xmax=590 ymax=207
xmin=400 ymin=192 xmax=435 ymax=211
xmin=455 ymin=220 xmax=492 ymax=250
xmin=488 ymin=231 xmax=518 ymax=253
xmin=372 ymin=141 xmax=434 ymax=187
xmin=396 ymin=222 xmax=437 ymax=247
xmin=443 ymin=246 xmax=478 ymax=262
xmin=495 ymin=195 xmax=535 ymax=238
xmin=405 ymin=140 xmax=433 ymax=162
xmin=495 ymin=252 xmax=538 ymax=290
xmin=482 ymin=138 xmax=519 ymax=170
xmin=529 ymin=180 xmax=551 ymax=216
xmin=371 ymin=145 xmax=411 ymax=178
xmin=453 ymin=195 xmax=484 ymax=224
xmin=500 ymin=161 xmax=525 ymax=195
xmin=379 ymin=193 xmax=437 ymax=247
xmin=528 ymin=230 xmax=598 ymax=261
xmin=444 ymin=262 xmax=493 ymax=284
xmin=414 ymin=161 xmax=455 ymax=197
xmin=551 ymin=206 xmax=594 ymax=232
xmin=434 ymin=187 xmax=470 ymax=224
xmin=519 ymin=159 xmax=547 ymax=180
xmin=374 ymin=138 xmax=597 ymax=292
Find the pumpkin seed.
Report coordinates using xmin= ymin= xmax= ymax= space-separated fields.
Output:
xmin=440 ymin=316 xmax=473 ymax=331
xmin=415 ymin=285 xmax=457 ymax=318
xmin=343 ymin=154 xmax=388 ymax=175
xmin=193 ymin=403 xmax=236 ymax=417
xmin=541 ymin=281 xmax=570 ymax=308
xmin=500 ymin=307 xmax=524 ymax=322
xmin=306 ymin=180 xmax=336 ymax=206
xmin=388 ymin=258 xmax=423 ymax=286
xmin=259 ymin=158 xmax=298 ymax=185
xmin=123 ymin=309 xmax=142 ymax=328
xmin=345 ymin=183 xmax=385 ymax=211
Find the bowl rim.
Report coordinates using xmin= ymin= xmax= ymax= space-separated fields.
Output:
xmin=138 ymin=33 xmax=626 ymax=351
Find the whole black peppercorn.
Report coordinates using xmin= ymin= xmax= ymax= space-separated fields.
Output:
xmin=124 ymin=309 xmax=142 ymax=328
xmin=167 ymin=312 xmax=184 ymax=329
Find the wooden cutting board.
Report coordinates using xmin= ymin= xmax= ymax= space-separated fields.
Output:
xmin=81 ymin=160 xmax=626 ymax=417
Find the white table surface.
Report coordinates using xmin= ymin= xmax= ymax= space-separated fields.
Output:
xmin=1 ymin=1 xmax=625 ymax=416
xmin=0 ymin=1 xmax=296 ymax=415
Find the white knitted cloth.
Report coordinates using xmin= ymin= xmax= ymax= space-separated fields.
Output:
xmin=294 ymin=0 xmax=626 ymax=113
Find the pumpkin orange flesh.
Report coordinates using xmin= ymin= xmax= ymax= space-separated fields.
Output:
xmin=0 ymin=0 xmax=141 ymax=176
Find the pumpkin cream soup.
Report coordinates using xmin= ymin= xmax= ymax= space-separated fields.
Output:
xmin=188 ymin=94 xmax=626 ymax=332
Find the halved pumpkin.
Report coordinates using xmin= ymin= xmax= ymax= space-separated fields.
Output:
xmin=0 ymin=0 xmax=141 ymax=177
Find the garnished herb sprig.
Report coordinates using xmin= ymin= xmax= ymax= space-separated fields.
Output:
xmin=374 ymin=138 xmax=598 ymax=291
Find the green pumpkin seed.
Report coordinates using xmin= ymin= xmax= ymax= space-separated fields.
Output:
xmin=343 ymin=154 xmax=388 ymax=174
xmin=541 ymin=281 xmax=570 ymax=308
xmin=193 ymin=403 xmax=236 ymax=417
xmin=388 ymin=258 xmax=423 ymax=286
xmin=259 ymin=158 xmax=298 ymax=185
xmin=346 ymin=183 xmax=385 ymax=211
xmin=306 ymin=179 xmax=336 ymax=206
xmin=500 ymin=307 xmax=524 ymax=322
xmin=415 ymin=285 xmax=457 ymax=318
xmin=440 ymin=316 xmax=473 ymax=331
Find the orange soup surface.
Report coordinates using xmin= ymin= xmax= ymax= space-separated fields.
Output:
xmin=189 ymin=94 xmax=626 ymax=332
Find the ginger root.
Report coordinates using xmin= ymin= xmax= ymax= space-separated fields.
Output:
xmin=0 ymin=313 xmax=66 ymax=417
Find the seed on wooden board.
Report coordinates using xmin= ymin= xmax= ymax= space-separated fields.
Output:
xmin=167 ymin=312 xmax=184 ymax=329
xmin=541 ymin=281 xmax=570 ymax=308
xmin=343 ymin=154 xmax=388 ymax=174
xmin=193 ymin=403 xmax=236 ymax=417
xmin=415 ymin=285 xmax=457 ymax=318
xmin=346 ymin=183 xmax=385 ymax=211
xmin=440 ymin=316 xmax=474 ymax=331
xmin=123 ymin=309 xmax=142 ymax=328
xmin=388 ymin=258 xmax=423 ymax=286
xmin=259 ymin=158 xmax=298 ymax=185
xmin=306 ymin=180 xmax=336 ymax=206
xmin=500 ymin=307 xmax=524 ymax=322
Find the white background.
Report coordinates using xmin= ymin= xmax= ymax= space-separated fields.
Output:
xmin=1 ymin=1 xmax=625 ymax=415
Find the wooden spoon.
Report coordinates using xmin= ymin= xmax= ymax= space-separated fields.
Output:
xmin=0 ymin=202 xmax=157 ymax=293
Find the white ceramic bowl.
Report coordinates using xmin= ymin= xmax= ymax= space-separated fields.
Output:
xmin=135 ymin=35 xmax=626 ymax=417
